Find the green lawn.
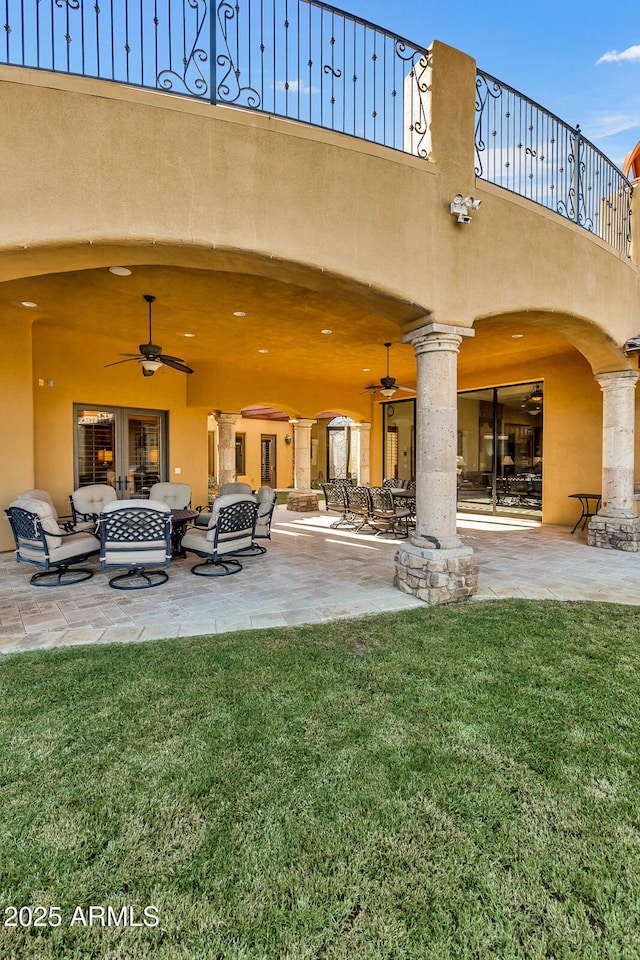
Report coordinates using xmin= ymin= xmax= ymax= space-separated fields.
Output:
xmin=1 ymin=600 xmax=639 ymax=959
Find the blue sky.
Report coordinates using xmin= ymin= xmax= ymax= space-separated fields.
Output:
xmin=341 ymin=0 xmax=639 ymax=170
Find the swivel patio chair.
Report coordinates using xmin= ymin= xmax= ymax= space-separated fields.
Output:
xmin=70 ymin=483 xmax=118 ymax=529
xmin=5 ymin=495 xmax=100 ymax=586
xmin=194 ymin=481 xmax=253 ymax=527
xmin=181 ymin=495 xmax=258 ymax=577
xmin=21 ymin=488 xmax=74 ymax=529
xmin=148 ymin=481 xmax=192 ymax=509
xmin=98 ymin=499 xmax=172 ymax=590
xmin=251 ymin=485 xmax=278 ymax=554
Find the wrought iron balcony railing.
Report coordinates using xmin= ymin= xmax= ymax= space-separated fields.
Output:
xmin=475 ymin=70 xmax=633 ymax=257
xmin=0 ymin=2 xmax=633 ymax=253
xmin=0 ymin=0 xmax=430 ymax=157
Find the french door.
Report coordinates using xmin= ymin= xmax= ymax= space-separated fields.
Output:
xmin=74 ymin=405 xmax=167 ymax=497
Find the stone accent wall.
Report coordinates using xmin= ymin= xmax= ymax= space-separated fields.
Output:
xmin=287 ymin=492 xmax=319 ymax=512
xmin=587 ymin=515 xmax=640 ymax=552
xmin=394 ymin=545 xmax=479 ymax=605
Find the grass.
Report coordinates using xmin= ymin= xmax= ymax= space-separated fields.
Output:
xmin=1 ymin=600 xmax=640 ymax=959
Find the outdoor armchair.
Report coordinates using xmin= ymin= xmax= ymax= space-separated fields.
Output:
xmin=70 ymin=483 xmax=117 ymax=529
xmin=148 ymin=482 xmax=192 ymax=509
xmin=98 ymin=499 xmax=172 ymax=590
xmin=6 ymin=495 xmax=100 ymax=586
xmin=181 ymin=494 xmax=258 ymax=576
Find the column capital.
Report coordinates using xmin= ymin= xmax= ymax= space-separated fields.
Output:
xmin=595 ymin=370 xmax=640 ymax=388
xmin=402 ymin=322 xmax=475 ymax=355
xmin=289 ymin=418 xmax=316 ymax=429
xmin=214 ymin=412 xmax=241 ymax=426
xmin=350 ymin=421 xmax=372 ymax=433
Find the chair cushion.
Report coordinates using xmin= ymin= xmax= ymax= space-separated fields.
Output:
xmin=219 ymin=482 xmax=253 ymax=496
xmin=21 ymin=489 xmax=59 ymax=521
xmin=101 ymin=498 xmax=171 ymax=515
xmin=148 ymin=482 xmax=191 ymax=509
xmin=72 ymin=484 xmax=118 ymax=516
xmin=9 ymin=495 xmax=63 ymax=548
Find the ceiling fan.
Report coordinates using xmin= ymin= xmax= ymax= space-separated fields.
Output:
xmin=364 ymin=342 xmax=416 ymax=398
xmin=105 ymin=294 xmax=194 ymax=377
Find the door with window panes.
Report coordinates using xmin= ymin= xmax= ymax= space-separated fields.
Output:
xmin=74 ymin=405 xmax=167 ymax=497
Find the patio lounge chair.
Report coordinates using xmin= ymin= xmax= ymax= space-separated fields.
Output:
xmin=181 ymin=495 xmax=258 ymax=576
xmin=5 ymin=494 xmax=100 ymax=586
xmin=98 ymin=499 xmax=172 ymax=590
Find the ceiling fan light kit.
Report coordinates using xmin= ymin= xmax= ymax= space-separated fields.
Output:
xmin=104 ymin=294 xmax=194 ymax=377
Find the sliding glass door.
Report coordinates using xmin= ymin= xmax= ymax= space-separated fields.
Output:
xmin=457 ymin=383 xmax=543 ymax=517
xmin=74 ymin=405 xmax=167 ymax=497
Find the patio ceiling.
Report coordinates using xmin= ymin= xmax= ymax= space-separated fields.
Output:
xmin=1 ymin=265 xmax=581 ymax=396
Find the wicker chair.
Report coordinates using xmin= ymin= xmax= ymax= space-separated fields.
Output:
xmin=6 ymin=495 xmax=100 ymax=586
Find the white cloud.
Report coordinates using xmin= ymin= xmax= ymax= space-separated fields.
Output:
xmin=596 ymin=44 xmax=640 ymax=65
xmin=586 ymin=112 xmax=640 ymax=139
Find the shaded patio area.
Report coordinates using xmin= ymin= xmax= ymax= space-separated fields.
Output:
xmin=1 ymin=505 xmax=639 ymax=655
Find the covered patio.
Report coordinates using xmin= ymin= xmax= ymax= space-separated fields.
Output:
xmin=1 ymin=505 xmax=639 ymax=655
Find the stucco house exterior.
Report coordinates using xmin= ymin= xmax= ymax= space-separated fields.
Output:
xmin=1 ymin=1 xmax=639 ymax=604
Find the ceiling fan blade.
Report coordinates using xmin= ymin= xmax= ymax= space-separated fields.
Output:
xmin=395 ymin=385 xmax=417 ymax=394
xmin=104 ymin=356 xmax=141 ymax=368
xmin=159 ymin=356 xmax=194 ymax=374
xmin=157 ymin=353 xmax=186 ymax=363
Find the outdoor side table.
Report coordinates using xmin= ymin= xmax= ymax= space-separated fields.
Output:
xmin=568 ymin=493 xmax=601 ymax=534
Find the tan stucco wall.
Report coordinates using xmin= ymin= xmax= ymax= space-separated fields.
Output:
xmin=29 ymin=325 xmax=208 ymax=522
xmin=0 ymin=52 xmax=638 ymax=365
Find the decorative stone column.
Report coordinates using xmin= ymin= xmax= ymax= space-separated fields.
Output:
xmin=351 ymin=422 xmax=372 ymax=486
xmin=287 ymin=418 xmax=318 ymax=511
xmin=588 ymin=370 xmax=640 ymax=551
xmin=394 ymin=322 xmax=478 ymax=605
xmin=214 ymin=412 xmax=240 ymax=487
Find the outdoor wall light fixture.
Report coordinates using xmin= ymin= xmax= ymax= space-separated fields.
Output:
xmin=450 ymin=194 xmax=482 ymax=223
xmin=284 ymin=434 xmax=292 ymax=444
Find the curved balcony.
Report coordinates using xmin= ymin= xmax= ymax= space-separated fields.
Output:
xmin=0 ymin=0 xmax=632 ymax=253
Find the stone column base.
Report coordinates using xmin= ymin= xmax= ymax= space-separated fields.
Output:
xmin=394 ymin=542 xmax=478 ymax=605
xmin=587 ymin=514 xmax=640 ymax=552
xmin=287 ymin=492 xmax=319 ymax=512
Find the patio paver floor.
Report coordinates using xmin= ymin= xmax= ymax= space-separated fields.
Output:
xmin=1 ymin=505 xmax=639 ymax=655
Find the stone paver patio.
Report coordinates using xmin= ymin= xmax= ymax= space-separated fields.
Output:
xmin=1 ymin=506 xmax=639 ymax=655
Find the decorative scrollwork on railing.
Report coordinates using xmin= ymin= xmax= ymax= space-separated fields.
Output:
xmin=216 ymin=1 xmax=261 ymax=108
xmin=157 ymin=0 xmax=209 ymax=98
xmin=399 ymin=47 xmax=430 ymax=159
xmin=475 ymin=69 xmax=632 ymax=256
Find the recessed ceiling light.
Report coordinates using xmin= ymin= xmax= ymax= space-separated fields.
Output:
xmin=362 ymin=368 xmax=371 ymax=372
xmin=258 ymin=349 xmax=268 ymax=354
xmin=321 ymin=329 xmax=332 ymax=335
xmin=108 ymin=266 xmax=132 ymax=276
xmin=511 ymin=333 xmax=524 ymax=339
xmin=20 ymin=300 xmax=38 ymax=309
xmin=182 ymin=333 xmax=196 ymax=338
xmin=233 ymin=311 xmax=246 ymax=317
